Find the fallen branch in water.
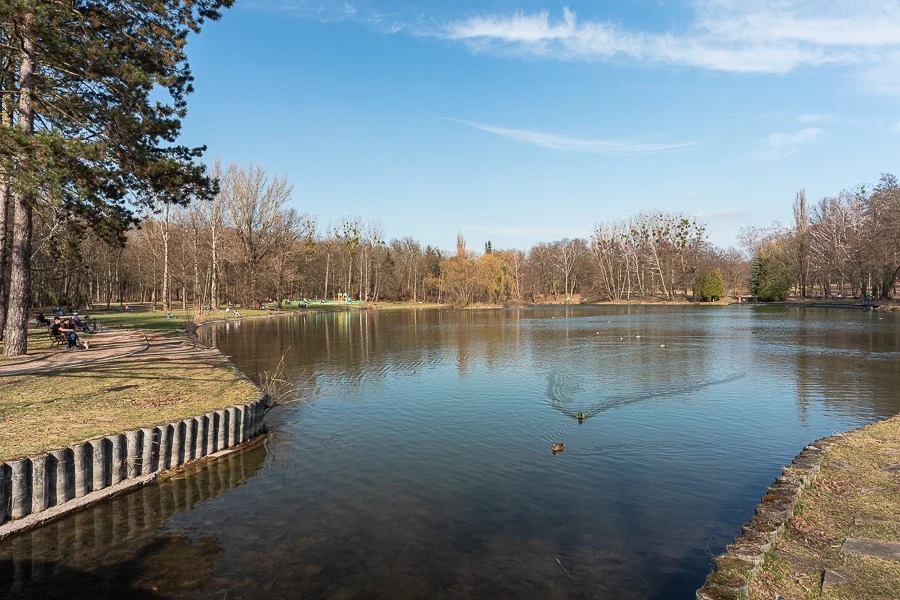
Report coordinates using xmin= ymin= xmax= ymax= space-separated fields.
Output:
xmin=556 ymin=556 xmax=591 ymax=599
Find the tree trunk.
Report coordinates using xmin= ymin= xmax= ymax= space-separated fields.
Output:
xmin=0 ymin=173 xmax=9 ymax=341
xmin=0 ymin=24 xmax=12 ymax=340
xmin=347 ymin=253 xmax=352 ymax=299
xmin=192 ymin=228 xmax=200 ymax=309
xmin=210 ymin=214 xmax=219 ymax=308
xmin=324 ymin=252 xmax=330 ymax=301
xmin=162 ymin=202 xmax=171 ymax=312
xmin=4 ymin=14 xmax=36 ymax=356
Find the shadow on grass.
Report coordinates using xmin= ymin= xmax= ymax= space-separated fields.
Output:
xmin=18 ymin=352 xmax=253 ymax=386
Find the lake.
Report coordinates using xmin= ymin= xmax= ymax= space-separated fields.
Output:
xmin=2 ymin=306 xmax=899 ymax=599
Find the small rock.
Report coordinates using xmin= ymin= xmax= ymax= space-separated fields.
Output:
xmin=841 ymin=538 xmax=900 ymax=560
xmin=822 ymin=569 xmax=849 ymax=588
xmin=885 ymin=464 xmax=900 ymax=472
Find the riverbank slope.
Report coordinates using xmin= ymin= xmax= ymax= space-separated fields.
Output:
xmin=749 ymin=415 xmax=900 ymax=599
xmin=699 ymin=415 xmax=900 ymax=599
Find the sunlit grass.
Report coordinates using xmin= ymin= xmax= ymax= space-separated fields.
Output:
xmin=749 ymin=416 xmax=900 ymax=600
xmin=0 ymin=333 xmax=261 ymax=461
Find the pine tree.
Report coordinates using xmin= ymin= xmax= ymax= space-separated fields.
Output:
xmin=750 ymin=255 xmax=763 ymax=297
xmin=693 ymin=268 xmax=724 ymax=301
xmin=753 ymin=247 xmax=792 ymax=301
xmin=0 ymin=0 xmax=232 ymax=355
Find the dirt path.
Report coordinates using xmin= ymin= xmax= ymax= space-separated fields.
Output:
xmin=0 ymin=329 xmax=150 ymax=376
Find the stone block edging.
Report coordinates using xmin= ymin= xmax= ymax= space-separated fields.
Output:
xmin=0 ymin=394 xmax=270 ymax=538
xmin=696 ymin=433 xmax=843 ymax=600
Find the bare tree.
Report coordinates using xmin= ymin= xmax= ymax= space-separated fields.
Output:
xmin=552 ymin=238 xmax=587 ymax=301
xmin=221 ymin=162 xmax=294 ymax=305
xmin=793 ymin=189 xmax=810 ymax=297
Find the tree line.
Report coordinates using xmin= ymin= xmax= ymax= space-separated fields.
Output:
xmin=17 ymin=160 xmax=900 ymax=346
xmin=743 ymin=174 xmax=900 ymax=301
xmin=29 ymin=161 xmax=749 ymax=312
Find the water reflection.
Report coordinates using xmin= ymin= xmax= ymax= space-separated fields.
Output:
xmin=0 ymin=443 xmax=267 ymax=599
xmin=198 ymin=306 xmax=900 ymax=599
xmin=6 ymin=307 xmax=897 ymax=600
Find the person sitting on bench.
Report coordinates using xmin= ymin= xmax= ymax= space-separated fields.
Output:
xmin=53 ymin=316 xmax=83 ymax=350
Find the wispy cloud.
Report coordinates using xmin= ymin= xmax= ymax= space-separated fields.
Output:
xmin=439 ymin=1 xmax=900 ymax=85
xmin=891 ymin=121 xmax=900 ymax=133
xmin=754 ymin=127 xmax=823 ymax=161
xmin=449 ymin=119 xmax=696 ymax=155
xmin=259 ymin=1 xmax=900 ymax=93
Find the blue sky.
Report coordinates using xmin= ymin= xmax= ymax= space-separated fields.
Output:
xmin=180 ymin=0 xmax=900 ymax=251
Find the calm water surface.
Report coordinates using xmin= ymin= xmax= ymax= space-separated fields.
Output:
xmin=3 ymin=306 xmax=900 ymax=599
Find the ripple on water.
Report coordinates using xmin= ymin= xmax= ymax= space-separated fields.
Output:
xmin=5 ymin=306 xmax=899 ymax=599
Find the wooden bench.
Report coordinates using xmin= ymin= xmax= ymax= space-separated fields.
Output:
xmin=48 ymin=327 xmax=68 ymax=348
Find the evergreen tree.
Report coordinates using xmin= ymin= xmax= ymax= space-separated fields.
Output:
xmin=750 ymin=255 xmax=763 ymax=296
xmin=693 ymin=268 xmax=724 ymax=301
xmin=753 ymin=246 xmax=792 ymax=301
xmin=0 ymin=0 xmax=232 ymax=355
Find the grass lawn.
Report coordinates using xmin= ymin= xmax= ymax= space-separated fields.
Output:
xmin=0 ymin=305 xmax=273 ymax=461
xmin=749 ymin=416 xmax=900 ymax=600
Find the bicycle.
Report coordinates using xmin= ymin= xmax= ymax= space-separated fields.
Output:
xmin=76 ymin=314 xmax=102 ymax=333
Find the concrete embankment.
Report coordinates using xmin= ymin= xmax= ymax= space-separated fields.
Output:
xmin=0 ymin=395 xmax=269 ymax=540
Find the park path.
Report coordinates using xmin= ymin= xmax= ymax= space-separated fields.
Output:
xmin=0 ymin=329 xmax=149 ymax=376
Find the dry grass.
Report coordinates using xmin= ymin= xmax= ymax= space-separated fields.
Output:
xmin=749 ymin=416 xmax=900 ymax=600
xmin=0 ymin=331 xmax=260 ymax=461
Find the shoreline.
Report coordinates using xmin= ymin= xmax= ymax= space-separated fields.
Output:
xmin=0 ymin=307 xmax=283 ymax=538
xmin=697 ymin=414 xmax=900 ymax=599
xmin=0 ymin=395 xmax=270 ymax=540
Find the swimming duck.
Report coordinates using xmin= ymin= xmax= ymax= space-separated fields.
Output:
xmin=551 ymin=443 xmax=566 ymax=452
xmin=576 ymin=412 xmax=585 ymax=421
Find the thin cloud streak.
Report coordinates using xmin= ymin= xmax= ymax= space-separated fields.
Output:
xmin=439 ymin=1 xmax=900 ymax=81
xmin=754 ymin=127 xmax=823 ymax=161
xmin=255 ymin=1 xmax=900 ymax=93
xmin=450 ymin=119 xmax=697 ymax=155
